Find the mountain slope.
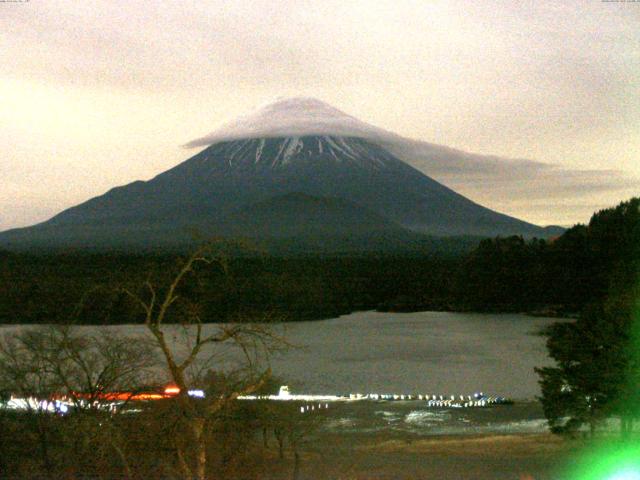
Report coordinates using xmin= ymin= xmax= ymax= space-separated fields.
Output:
xmin=0 ymin=98 xmax=559 ymax=249
xmin=225 ymin=192 xmax=404 ymax=238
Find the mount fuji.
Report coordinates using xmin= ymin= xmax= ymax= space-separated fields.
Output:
xmin=0 ymin=97 xmax=561 ymax=250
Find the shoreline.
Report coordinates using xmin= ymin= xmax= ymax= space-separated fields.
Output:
xmin=291 ymin=431 xmax=579 ymax=480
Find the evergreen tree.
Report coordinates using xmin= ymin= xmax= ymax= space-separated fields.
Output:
xmin=536 ymin=198 xmax=640 ymax=436
xmin=536 ymin=302 xmax=630 ymax=436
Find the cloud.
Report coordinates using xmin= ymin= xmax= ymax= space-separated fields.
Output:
xmin=182 ymin=96 xmax=404 ymax=148
xmin=387 ymin=138 xmax=640 ymax=226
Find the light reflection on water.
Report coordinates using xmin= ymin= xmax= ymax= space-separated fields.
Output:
xmin=319 ymin=400 xmax=549 ymax=435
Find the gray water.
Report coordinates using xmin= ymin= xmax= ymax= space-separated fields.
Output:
xmin=0 ymin=311 xmax=558 ymax=400
xmin=270 ymin=311 xmax=557 ymax=400
xmin=0 ymin=311 xmax=561 ymax=434
xmin=269 ymin=311 xmax=558 ymax=435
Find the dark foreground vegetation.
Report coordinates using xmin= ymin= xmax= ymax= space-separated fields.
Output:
xmin=0 ymin=385 xmax=320 ymax=480
xmin=1 ymin=198 xmax=638 ymax=324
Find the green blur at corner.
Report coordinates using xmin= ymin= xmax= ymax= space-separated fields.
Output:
xmin=564 ymin=440 xmax=640 ymax=480
xmin=566 ymin=284 xmax=640 ymax=480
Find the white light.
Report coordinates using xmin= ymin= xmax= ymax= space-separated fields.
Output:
xmin=188 ymin=390 xmax=205 ymax=398
xmin=607 ymin=470 xmax=640 ymax=480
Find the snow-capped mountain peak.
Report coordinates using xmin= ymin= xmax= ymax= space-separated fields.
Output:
xmin=177 ymin=135 xmax=402 ymax=173
xmin=184 ymin=96 xmax=400 ymax=148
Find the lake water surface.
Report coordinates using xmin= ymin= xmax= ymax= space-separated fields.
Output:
xmin=270 ymin=311 xmax=558 ymax=400
xmin=265 ymin=311 xmax=559 ymax=435
xmin=1 ymin=311 xmax=561 ymax=434
xmin=2 ymin=310 xmax=557 ymax=400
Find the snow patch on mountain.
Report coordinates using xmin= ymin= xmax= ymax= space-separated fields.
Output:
xmin=184 ymin=97 xmax=401 ymax=147
xmin=182 ymin=136 xmax=400 ymax=171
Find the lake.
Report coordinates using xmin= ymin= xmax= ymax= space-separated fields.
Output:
xmin=0 ymin=310 xmax=559 ymax=401
xmin=269 ymin=311 xmax=557 ymax=400
xmin=260 ymin=311 xmax=559 ymax=435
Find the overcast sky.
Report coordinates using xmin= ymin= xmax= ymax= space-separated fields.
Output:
xmin=1 ymin=0 xmax=639 ymax=230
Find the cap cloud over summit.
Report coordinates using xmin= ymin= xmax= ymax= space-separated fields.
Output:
xmin=184 ymin=97 xmax=400 ymax=147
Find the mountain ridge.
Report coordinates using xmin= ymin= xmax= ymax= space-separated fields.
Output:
xmin=0 ymin=98 xmax=565 ymax=250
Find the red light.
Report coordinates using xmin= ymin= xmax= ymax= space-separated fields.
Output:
xmin=164 ymin=385 xmax=180 ymax=395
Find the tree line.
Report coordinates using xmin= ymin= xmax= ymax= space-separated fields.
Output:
xmin=0 ymin=251 xmax=459 ymax=324
xmin=1 ymin=199 xmax=638 ymax=324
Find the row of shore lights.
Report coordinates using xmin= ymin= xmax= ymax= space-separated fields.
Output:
xmin=300 ymin=403 xmax=329 ymax=413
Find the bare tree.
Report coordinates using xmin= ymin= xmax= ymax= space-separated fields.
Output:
xmin=0 ymin=325 xmax=156 ymax=406
xmin=0 ymin=242 xmax=288 ymax=479
xmin=122 ymin=242 xmax=288 ymax=480
xmin=0 ymin=325 xmax=156 ymax=478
